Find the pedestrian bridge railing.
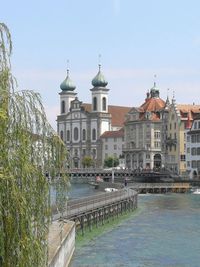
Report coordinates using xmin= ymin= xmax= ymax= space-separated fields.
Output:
xmin=53 ymin=188 xmax=137 ymax=221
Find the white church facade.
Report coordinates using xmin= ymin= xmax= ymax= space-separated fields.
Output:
xmin=57 ymin=65 xmax=130 ymax=168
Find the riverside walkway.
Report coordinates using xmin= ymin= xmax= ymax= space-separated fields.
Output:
xmin=53 ymin=188 xmax=137 ymax=234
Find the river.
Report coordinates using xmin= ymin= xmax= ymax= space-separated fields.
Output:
xmin=69 ymin=186 xmax=200 ymax=267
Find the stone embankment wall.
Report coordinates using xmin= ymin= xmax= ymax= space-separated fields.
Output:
xmin=48 ymin=220 xmax=75 ymax=267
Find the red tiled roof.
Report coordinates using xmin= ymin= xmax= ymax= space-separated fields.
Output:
xmin=139 ymin=113 xmax=161 ymax=121
xmin=82 ymin=103 xmax=131 ymax=127
xmin=176 ymin=104 xmax=200 ymax=120
xmin=100 ymin=128 xmax=124 ymax=138
xmin=140 ymin=97 xmax=166 ymax=112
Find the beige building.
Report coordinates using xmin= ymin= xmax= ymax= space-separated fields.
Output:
xmin=100 ymin=128 xmax=125 ymax=167
xmin=165 ymin=100 xmax=200 ymax=175
xmin=123 ymin=83 xmax=167 ymax=170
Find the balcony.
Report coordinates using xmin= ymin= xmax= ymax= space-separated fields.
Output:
xmin=166 ymin=137 xmax=177 ymax=146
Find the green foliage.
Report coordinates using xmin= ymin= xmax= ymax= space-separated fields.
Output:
xmin=0 ymin=23 xmax=68 ymax=266
xmin=82 ymin=156 xmax=94 ymax=168
xmin=104 ymin=156 xmax=119 ymax=168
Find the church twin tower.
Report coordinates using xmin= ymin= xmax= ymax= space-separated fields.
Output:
xmin=59 ymin=64 xmax=109 ymax=115
xmin=57 ymin=65 xmax=111 ymax=168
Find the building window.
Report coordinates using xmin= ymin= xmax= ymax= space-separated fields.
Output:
xmin=187 ymin=161 xmax=190 ymax=167
xmin=154 ymin=141 xmax=160 ymax=148
xmin=174 ymin=122 xmax=176 ymax=129
xmin=191 ymin=135 xmax=196 ymax=143
xmin=187 ymin=147 xmax=190 ymax=154
xmin=82 ymin=149 xmax=86 ymax=156
xmin=102 ymin=97 xmax=106 ymax=111
xmin=114 ymin=138 xmax=117 ymax=142
xmin=197 ymin=147 xmax=200 ymax=155
xmin=74 ymin=127 xmax=79 ymax=141
xmin=180 ymin=154 xmax=186 ymax=161
xmin=105 ymin=145 xmax=108 ymax=150
xmin=192 ymin=161 xmax=197 ymax=168
xmin=191 ymin=147 xmax=196 ymax=155
xmin=198 ymin=121 xmax=200 ymax=129
xmin=146 ymin=154 xmax=150 ymax=159
xmin=60 ymin=130 xmax=64 ymax=140
xmin=187 ymin=135 xmax=190 ymax=142
xmin=114 ymin=144 xmax=117 ymax=150
xmin=67 ymin=130 xmax=70 ymax=141
xmin=92 ymin=128 xmax=96 ymax=140
xmin=194 ymin=122 xmax=197 ymax=129
xmin=61 ymin=100 xmax=65 ymax=114
xmin=197 ymin=134 xmax=200 ymax=143
xmin=92 ymin=149 xmax=96 ymax=158
xmin=93 ymin=97 xmax=97 ymax=111
xmin=154 ymin=131 xmax=160 ymax=139
xmin=82 ymin=129 xmax=86 ymax=141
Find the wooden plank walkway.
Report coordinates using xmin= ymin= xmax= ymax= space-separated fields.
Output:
xmin=53 ymin=188 xmax=137 ymax=221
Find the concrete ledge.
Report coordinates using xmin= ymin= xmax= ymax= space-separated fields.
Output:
xmin=48 ymin=220 xmax=75 ymax=267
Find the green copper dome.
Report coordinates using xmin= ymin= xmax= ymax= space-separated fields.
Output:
xmin=150 ymin=82 xmax=159 ymax=98
xmin=60 ymin=69 xmax=76 ymax=91
xmin=92 ymin=64 xmax=108 ymax=87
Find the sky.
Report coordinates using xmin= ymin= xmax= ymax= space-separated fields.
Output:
xmin=2 ymin=0 xmax=200 ymax=130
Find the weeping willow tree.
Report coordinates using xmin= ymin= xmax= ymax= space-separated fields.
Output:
xmin=0 ymin=23 xmax=69 ymax=267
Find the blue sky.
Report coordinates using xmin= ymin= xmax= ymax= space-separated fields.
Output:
xmin=2 ymin=0 xmax=200 ymax=129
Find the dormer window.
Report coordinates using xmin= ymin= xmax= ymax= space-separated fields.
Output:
xmin=145 ymin=111 xmax=151 ymax=120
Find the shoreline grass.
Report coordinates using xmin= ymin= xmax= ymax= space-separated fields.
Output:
xmin=75 ymin=207 xmax=142 ymax=248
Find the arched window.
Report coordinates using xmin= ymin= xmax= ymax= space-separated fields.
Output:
xmin=93 ymin=97 xmax=97 ymax=111
xmin=60 ymin=130 xmax=64 ymax=140
xmin=74 ymin=127 xmax=79 ymax=141
xmin=102 ymin=97 xmax=106 ymax=111
xmin=67 ymin=130 xmax=70 ymax=141
xmin=92 ymin=128 xmax=96 ymax=140
xmin=61 ymin=100 xmax=65 ymax=113
xmin=82 ymin=129 xmax=86 ymax=141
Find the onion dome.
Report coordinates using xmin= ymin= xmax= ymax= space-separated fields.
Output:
xmin=92 ymin=64 xmax=108 ymax=87
xmin=60 ymin=69 xmax=76 ymax=91
xmin=150 ymin=82 xmax=159 ymax=98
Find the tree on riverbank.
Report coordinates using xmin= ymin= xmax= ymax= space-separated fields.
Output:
xmin=104 ymin=156 xmax=119 ymax=168
xmin=0 ymin=23 xmax=68 ymax=267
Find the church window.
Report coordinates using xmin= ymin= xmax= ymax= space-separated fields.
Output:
xmin=67 ymin=130 xmax=70 ymax=141
xmin=102 ymin=97 xmax=106 ymax=111
xmin=92 ymin=128 xmax=96 ymax=140
xmin=92 ymin=149 xmax=96 ymax=158
xmin=74 ymin=127 xmax=79 ymax=141
xmin=61 ymin=101 xmax=65 ymax=113
xmin=93 ymin=97 xmax=97 ymax=111
xmin=60 ymin=130 xmax=64 ymax=140
xmin=82 ymin=129 xmax=86 ymax=141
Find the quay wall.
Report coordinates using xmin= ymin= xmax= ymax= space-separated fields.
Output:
xmin=48 ymin=221 xmax=75 ymax=267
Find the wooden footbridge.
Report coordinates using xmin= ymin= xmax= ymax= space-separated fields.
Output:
xmin=129 ymin=182 xmax=191 ymax=194
xmin=53 ymin=188 xmax=137 ymax=235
